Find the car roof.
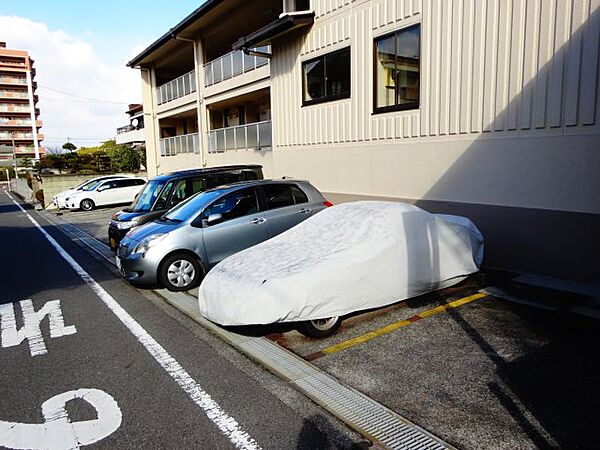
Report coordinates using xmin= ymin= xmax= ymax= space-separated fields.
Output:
xmin=150 ymin=165 xmax=262 ymax=182
xmin=204 ymin=178 xmax=310 ymax=194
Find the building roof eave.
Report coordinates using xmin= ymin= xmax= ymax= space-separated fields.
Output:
xmin=126 ymin=0 xmax=224 ymax=68
xmin=231 ymin=12 xmax=314 ymax=51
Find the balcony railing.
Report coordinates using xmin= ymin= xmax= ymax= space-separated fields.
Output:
xmin=0 ymin=104 xmax=30 ymax=113
xmin=156 ymin=70 xmax=196 ymax=105
xmin=117 ymin=124 xmax=144 ymax=134
xmin=159 ymin=132 xmax=199 ymax=157
xmin=0 ymin=90 xmax=28 ymax=99
xmin=207 ymin=120 xmax=271 ymax=153
xmin=204 ymin=46 xmax=270 ymax=87
xmin=0 ymin=77 xmax=27 ymax=85
xmin=0 ymin=118 xmax=32 ymax=126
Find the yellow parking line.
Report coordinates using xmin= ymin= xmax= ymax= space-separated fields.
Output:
xmin=305 ymin=292 xmax=487 ymax=361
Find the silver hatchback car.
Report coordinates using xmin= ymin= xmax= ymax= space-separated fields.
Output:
xmin=117 ymin=179 xmax=332 ymax=291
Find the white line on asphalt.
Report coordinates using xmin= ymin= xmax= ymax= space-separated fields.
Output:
xmin=5 ymin=192 xmax=261 ymax=450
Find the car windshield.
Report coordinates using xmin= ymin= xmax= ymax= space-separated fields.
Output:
xmin=163 ymin=189 xmax=226 ymax=222
xmin=129 ymin=179 xmax=167 ymax=212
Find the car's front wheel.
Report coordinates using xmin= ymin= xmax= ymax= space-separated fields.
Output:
xmin=158 ymin=253 xmax=202 ymax=292
xmin=80 ymin=199 xmax=95 ymax=211
xmin=297 ymin=317 xmax=341 ymax=338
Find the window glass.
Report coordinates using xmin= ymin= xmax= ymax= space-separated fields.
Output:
xmin=263 ymin=184 xmax=295 ymax=209
xmin=304 ymin=59 xmax=325 ymax=101
xmin=114 ymin=179 xmax=134 ymax=188
xmin=203 ymin=189 xmax=259 ymax=223
xmin=191 ymin=176 xmax=207 ymax=193
xmin=302 ymin=47 xmax=350 ymax=105
xmin=209 ymin=171 xmax=242 ymax=188
xmin=153 ymin=181 xmax=175 ymax=210
xmin=290 ymin=185 xmax=308 ymax=204
xmin=130 ymin=179 xmax=167 ymax=211
xmin=135 ymin=179 xmax=146 ymax=186
xmin=97 ymin=181 xmax=115 ymax=191
xmin=375 ymin=25 xmax=420 ymax=112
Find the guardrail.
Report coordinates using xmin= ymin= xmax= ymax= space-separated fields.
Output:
xmin=159 ymin=132 xmax=199 ymax=157
xmin=207 ymin=121 xmax=271 ymax=153
xmin=156 ymin=70 xmax=196 ymax=105
xmin=204 ymin=46 xmax=270 ymax=87
xmin=0 ymin=77 xmax=26 ymax=85
xmin=0 ymin=90 xmax=28 ymax=98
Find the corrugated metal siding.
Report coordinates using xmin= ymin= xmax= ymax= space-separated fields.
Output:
xmin=273 ymin=0 xmax=599 ymax=147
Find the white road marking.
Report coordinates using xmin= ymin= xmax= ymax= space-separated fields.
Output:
xmin=0 ymin=388 xmax=122 ymax=450
xmin=0 ymin=299 xmax=77 ymax=356
xmin=5 ymin=192 xmax=261 ymax=450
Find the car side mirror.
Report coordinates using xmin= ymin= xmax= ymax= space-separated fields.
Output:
xmin=206 ymin=213 xmax=223 ymax=226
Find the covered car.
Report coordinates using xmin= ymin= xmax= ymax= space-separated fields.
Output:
xmin=198 ymin=201 xmax=483 ymax=336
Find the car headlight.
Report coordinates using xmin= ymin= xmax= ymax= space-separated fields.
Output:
xmin=134 ymin=233 xmax=167 ymax=255
xmin=116 ymin=220 xmax=136 ymax=230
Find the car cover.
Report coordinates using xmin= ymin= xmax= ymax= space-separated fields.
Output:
xmin=198 ymin=201 xmax=484 ymax=326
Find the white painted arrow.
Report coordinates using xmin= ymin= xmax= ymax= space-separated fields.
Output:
xmin=0 ymin=389 xmax=122 ymax=449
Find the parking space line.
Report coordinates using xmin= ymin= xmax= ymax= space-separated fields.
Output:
xmin=305 ymin=292 xmax=488 ymax=361
xmin=7 ymin=193 xmax=261 ymax=450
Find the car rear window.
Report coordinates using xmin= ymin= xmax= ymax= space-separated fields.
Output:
xmin=263 ymin=184 xmax=308 ymax=210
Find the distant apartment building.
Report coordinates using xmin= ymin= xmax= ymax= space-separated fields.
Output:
xmin=115 ymin=103 xmax=145 ymax=147
xmin=0 ymin=42 xmax=44 ymax=163
xmin=128 ymin=0 xmax=600 ymax=285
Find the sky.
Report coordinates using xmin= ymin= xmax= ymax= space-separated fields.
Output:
xmin=0 ymin=0 xmax=203 ymax=149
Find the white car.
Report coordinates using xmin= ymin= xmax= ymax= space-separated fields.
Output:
xmin=65 ymin=177 xmax=147 ymax=211
xmin=53 ymin=175 xmax=125 ymax=208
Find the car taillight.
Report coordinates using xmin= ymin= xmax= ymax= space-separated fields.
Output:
xmin=323 ymin=201 xmax=334 ymax=207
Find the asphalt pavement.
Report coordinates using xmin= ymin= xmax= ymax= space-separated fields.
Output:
xmin=32 ymin=196 xmax=600 ymax=449
xmin=0 ymin=190 xmax=364 ymax=449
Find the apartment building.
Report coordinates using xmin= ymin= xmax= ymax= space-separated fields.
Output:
xmin=115 ymin=103 xmax=145 ymax=147
xmin=0 ymin=42 xmax=44 ymax=163
xmin=128 ymin=0 xmax=600 ymax=284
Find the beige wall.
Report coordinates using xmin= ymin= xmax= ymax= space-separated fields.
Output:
xmin=268 ymin=0 xmax=600 ymax=213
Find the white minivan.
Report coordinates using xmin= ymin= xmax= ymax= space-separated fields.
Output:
xmin=65 ymin=177 xmax=146 ymax=211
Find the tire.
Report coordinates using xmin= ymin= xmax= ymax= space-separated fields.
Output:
xmin=158 ymin=253 xmax=203 ymax=292
xmin=297 ymin=317 xmax=342 ymax=338
xmin=80 ymin=199 xmax=95 ymax=211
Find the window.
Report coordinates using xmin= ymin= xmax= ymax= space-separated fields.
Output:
xmin=154 ymin=181 xmax=175 ymax=210
xmin=263 ymin=184 xmax=308 ymax=210
xmin=203 ymin=189 xmax=259 ymax=224
xmin=302 ymin=47 xmax=351 ymax=106
xmin=374 ymin=24 xmax=420 ymax=113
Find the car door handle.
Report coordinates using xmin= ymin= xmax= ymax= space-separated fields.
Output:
xmin=299 ymin=208 xmax=312 ymax=214
xmin=250 ymin=217 xmax=266 ymax=224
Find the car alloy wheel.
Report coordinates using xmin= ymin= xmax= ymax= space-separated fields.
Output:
xmin=80 ymin=199 xmax=94 ymax=211
xmin=159 ymin=253 xmax=202 ymax=292
xmin=297 ymin=316 xmax=341 ymax=338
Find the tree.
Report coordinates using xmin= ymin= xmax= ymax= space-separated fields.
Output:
xmin=110 ymin=145 xmax=141 ymax=173
xmin=62 ymin=142 xmax=77 ymax=153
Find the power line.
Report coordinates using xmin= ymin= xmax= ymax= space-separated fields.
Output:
xmin=37 ymin=84 xmax=130 ymax=105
